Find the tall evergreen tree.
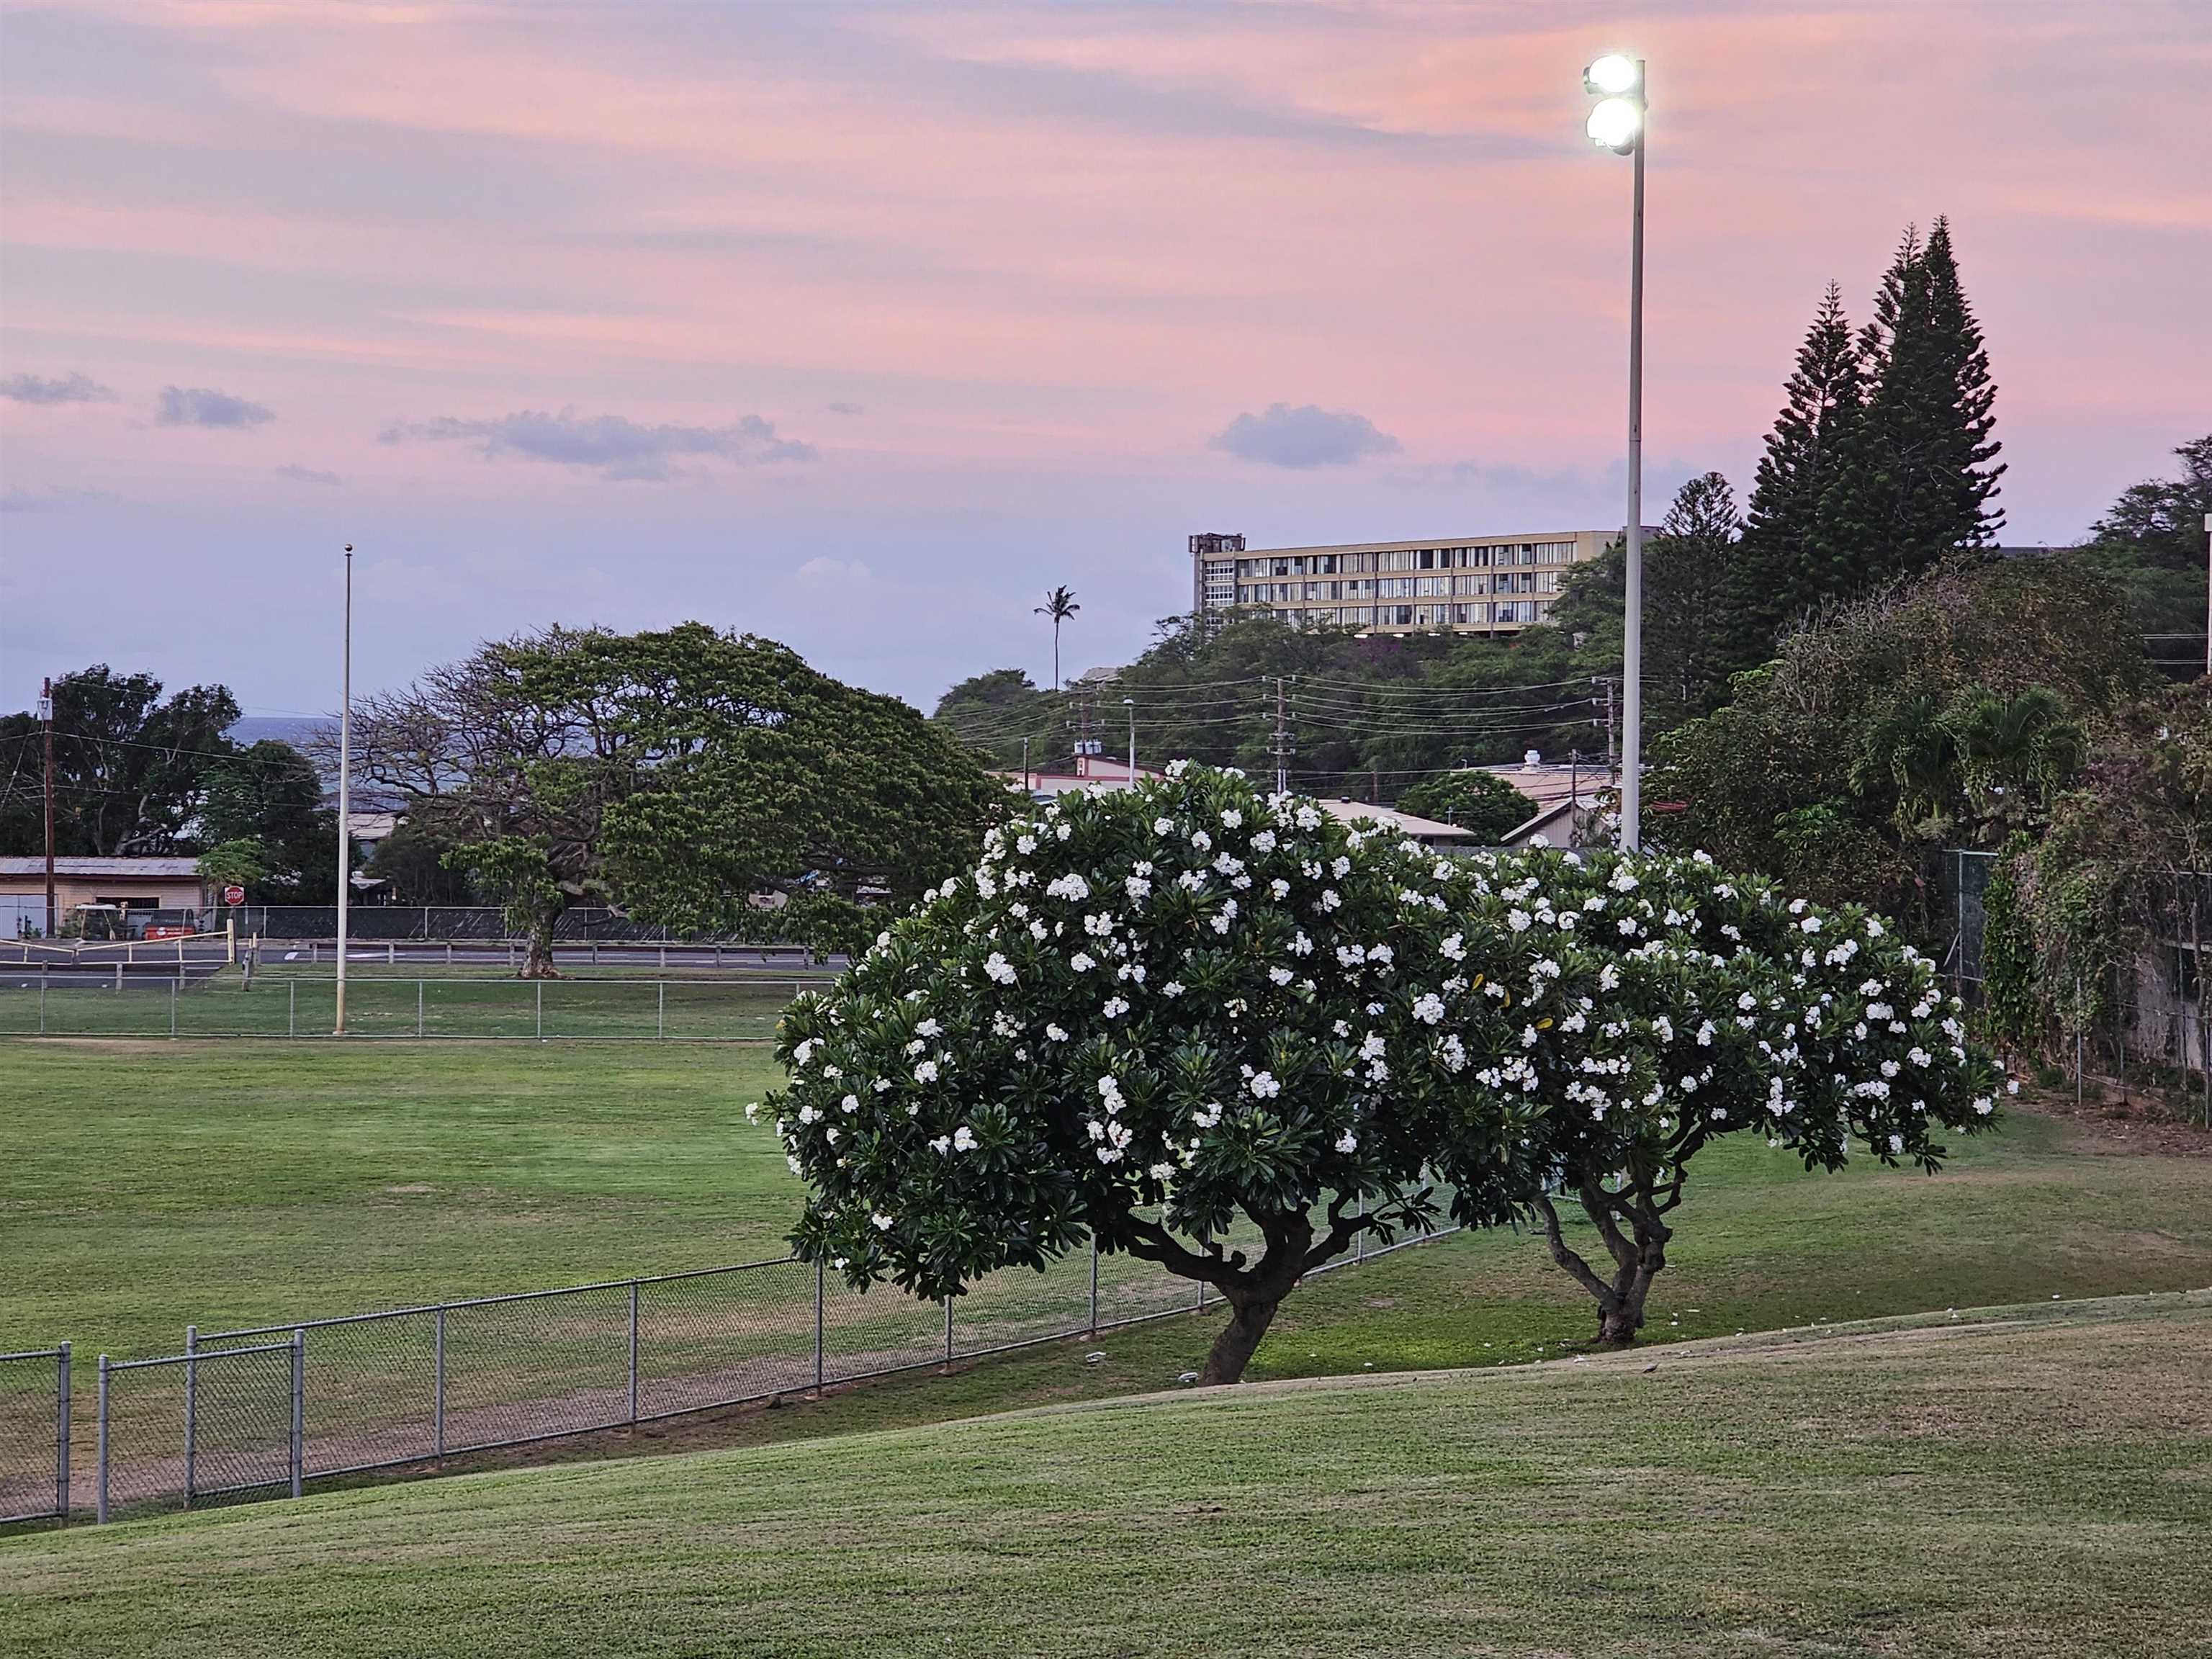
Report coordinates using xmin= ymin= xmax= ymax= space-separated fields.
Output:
xmin=1734 ymin=282 xmax=1866 ymax=656
xmin=1822 ymin=220 xmax=2005 ymax=583
xmin=1644 ymin=471 xmax=1744 ymax=726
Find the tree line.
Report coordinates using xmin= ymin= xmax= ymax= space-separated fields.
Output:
xmin=937 ymin=220 xmax=2203 ymax=819
xmin=0 ymin=668 xmax=342 ymax=904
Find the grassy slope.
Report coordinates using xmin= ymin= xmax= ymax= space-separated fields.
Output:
xmin=5 ymin=1295 xmax=2206 ymax=1659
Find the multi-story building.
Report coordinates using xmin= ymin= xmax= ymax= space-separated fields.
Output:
xmin=1189 ymin=527 xmax=1642 ymax=635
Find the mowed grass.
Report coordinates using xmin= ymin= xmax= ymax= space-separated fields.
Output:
xmin=4 ymin=1038 xmax=2210 ymax=1385
xmin=4 ymin=1295 xmax=2206 ymax=1659
xmin=1 ymin=1041 xmax=793 ymax=1357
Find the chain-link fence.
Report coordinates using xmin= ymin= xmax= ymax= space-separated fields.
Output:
xmin=210 ymin=905 xmax=825 ymax=945
xmin=1938 ymin=848 xmax=2209 ymax=1125
xmin=0 ymin=974 xmax=812 ymax=1040
xmin=0 ymin=1346 xmax=69 ymax=1526
xmin=52 ymin=1196 xmax=1462 ymax=1524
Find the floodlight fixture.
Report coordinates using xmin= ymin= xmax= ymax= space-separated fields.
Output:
xmin=1584 ymin=54 xmax=1641 ymax=96
xmin=1586 ymin=96 xmax=1641 ymax=153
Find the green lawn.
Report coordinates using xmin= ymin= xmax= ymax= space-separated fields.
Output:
xmin=8 ymin=1038 xmax=2206 ymax=1378
xmin=1 ymin=1042 xmax=795 ymax=1357
xmin=5 ymin=1294 xmax=2205 ymax=1658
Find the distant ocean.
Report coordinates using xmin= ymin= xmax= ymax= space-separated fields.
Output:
xmin=228 ymin=716 xmax=328 ymax=750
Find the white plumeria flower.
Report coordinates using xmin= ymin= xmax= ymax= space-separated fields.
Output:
xmin=1334 ymin=1130 xmax=1358 ymax=1154
xmin=914 ymin=1060 xmax=940 ymax=1084
xmin=871 ymin=1212 xmax=894 ymax=1231
xmin=1248 ymin=1071 xmax=1282 ymax=1099
xmin=952 ymin=1125 xmax=977 ymax=1152
xmin=984 ymin=953 xmax=1016 ymax=985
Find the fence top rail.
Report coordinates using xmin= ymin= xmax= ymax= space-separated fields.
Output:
xmin=108 ymin=1337 xmax=295 ymax=1371
xmin=0 ymin=1345 xmax=68 ymax=1364
xmin=194 ymin=1253 xmax=807 ymax=1343
xmin=219 ymin=975 xmax=833 ymax=987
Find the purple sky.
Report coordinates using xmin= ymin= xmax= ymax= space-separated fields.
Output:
xmin=3 ymin=1 xmax=2205 ymax=719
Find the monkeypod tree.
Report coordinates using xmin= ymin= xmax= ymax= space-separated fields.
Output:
xmin=1431 ymin=845 xmax=2008 ymax=1345
xmin=761 ymin=764 xmax=1546 ymax=1385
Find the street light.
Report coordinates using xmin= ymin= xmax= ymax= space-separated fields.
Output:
xmin=1582 ymin=51 xmax=1647 ymax=852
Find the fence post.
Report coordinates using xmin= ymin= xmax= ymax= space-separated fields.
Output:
xmin=171 ymin=974 xmax=179 ymax=1038
xmin=38 ymin=966 xmax=45 ymax=1035
xmin=184 ymin=1325 xmax=197 ymax=1509
xmin=1089 ymin=1237 xmax=1100 ymax=1336
xmin=55 ymin=1342 xmax=71 ymax=1521
xmin=96 ymin=1355 xmax=109 ymax=1524
xmin=2074 ymin=971 xmax=2085 ymax=1109
xmin=627 ymin=1282 xmax=640 ymax=1425
xmin=418 ymin=980 xmax=426 ymax=1039
xmin=1357 ymin=1193 xmax=1367 ymax=1263
xmin=433 ymin=1306 xmax=446 ymax=1461
xmin=289 ymin=1330 xmax=305 ymax=1500
xmin=536 ymin=981 xmax=544 ymax=1042
xmin=657 ymin=981 xmax=665 ymax=1041
xmin=814 ymin=1258 xmax=825 ymax=1390
xmin=944 ymin=1296 xmax=954 ymax=1365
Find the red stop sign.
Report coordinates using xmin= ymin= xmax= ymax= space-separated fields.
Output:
xmin=223 ymin=886 xmax=246 ymax=906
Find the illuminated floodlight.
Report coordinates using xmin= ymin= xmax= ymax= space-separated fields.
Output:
xmin=1584 ymin=54 xmax=1641 ymax=96
xmin=1586 ymin=96 xmax=1641 ymax=153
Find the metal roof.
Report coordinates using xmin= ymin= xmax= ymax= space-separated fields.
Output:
xmin=0 ymin=857 xmax=203 ymax=878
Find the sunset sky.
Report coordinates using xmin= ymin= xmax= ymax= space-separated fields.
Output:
xmin=2 ymin=0 xmax=2205 ymax=718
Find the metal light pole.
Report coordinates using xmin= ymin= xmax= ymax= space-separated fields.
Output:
xmin=334 ymin=544 xmax=353 ymax=1035
xmin=38 ymin=677 xmax=55 ymax=939
xmin=1583 ymin=54 xmax=1647 ymax=852
xmin=1123 ymin=697 xmax=1137 ymax=784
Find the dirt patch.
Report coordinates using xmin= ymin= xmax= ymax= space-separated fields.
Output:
xmin=382 ymin=1184 xmax=435 ymax=1195
xmin=2012 ymin=1086 xmax=2211 ymax=1159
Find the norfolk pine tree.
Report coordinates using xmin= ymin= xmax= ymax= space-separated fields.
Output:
xmin=1822 ymin=220 xmax=2005 ymax=583
xmin=1734 ymin=282 xmax=1866 ymax=657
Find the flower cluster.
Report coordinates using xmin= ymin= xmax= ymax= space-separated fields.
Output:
xmin=762 ymin=764 xmax=1521 ymax=1298
xmin=759 ymin=764 xmax=2005 ymax=1304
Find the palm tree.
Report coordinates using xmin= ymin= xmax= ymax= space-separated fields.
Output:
xmin=1949 ymin=685 xmax=2086 ymax=842
xmin=1035 ymin=586 xmax=1080 ymax=690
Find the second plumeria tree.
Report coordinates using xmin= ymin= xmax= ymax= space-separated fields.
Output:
xmin=761 ymin=763 xmax=1539 ymax=1384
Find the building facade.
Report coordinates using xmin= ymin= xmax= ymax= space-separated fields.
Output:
xmin=1190 ymin=528 xmax=1637 ymax=635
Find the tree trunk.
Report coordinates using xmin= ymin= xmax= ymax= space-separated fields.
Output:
xmin=1535 ymin=1187 xmax=1670 ymax=1348
xmin=518 ymin=904 xmax=561 ymax=979
xmin=1199 ymin=1292 xmax=1280 ymax=1385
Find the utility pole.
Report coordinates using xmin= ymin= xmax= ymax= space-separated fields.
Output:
xmin=1123 ymin=697 xmax=1137 ymax=785
xmin=1020 ymin=736 xmax=1031 ymax=794
xmin=1271 ymin=675 xmax=1291 ymax=796
xmin=39 ymin=677 xmax=56 ymax=940
xmin=335 ymin=544 xmax=353 ymax=1036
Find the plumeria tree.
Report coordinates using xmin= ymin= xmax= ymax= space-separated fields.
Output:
xmin=761 ymin=763 xmax=1545 ymax=1384
xmin=1431 ymin=844 xmax=2008 ymax=1345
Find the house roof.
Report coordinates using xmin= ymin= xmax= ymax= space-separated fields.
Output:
xmin=0 ymin=856 xmax=203 ymax=879
xmin=1474 ymin=760 xmax=1608 ymax=812
xmin=1316 ymin=800 xmax=1481 ymax=843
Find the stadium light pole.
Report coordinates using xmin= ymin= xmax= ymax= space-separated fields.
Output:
xmin=1583 ymin=52 xmax=1646 ymax=852
xmin=334 ymin=544 xmax=353 ymax=1035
